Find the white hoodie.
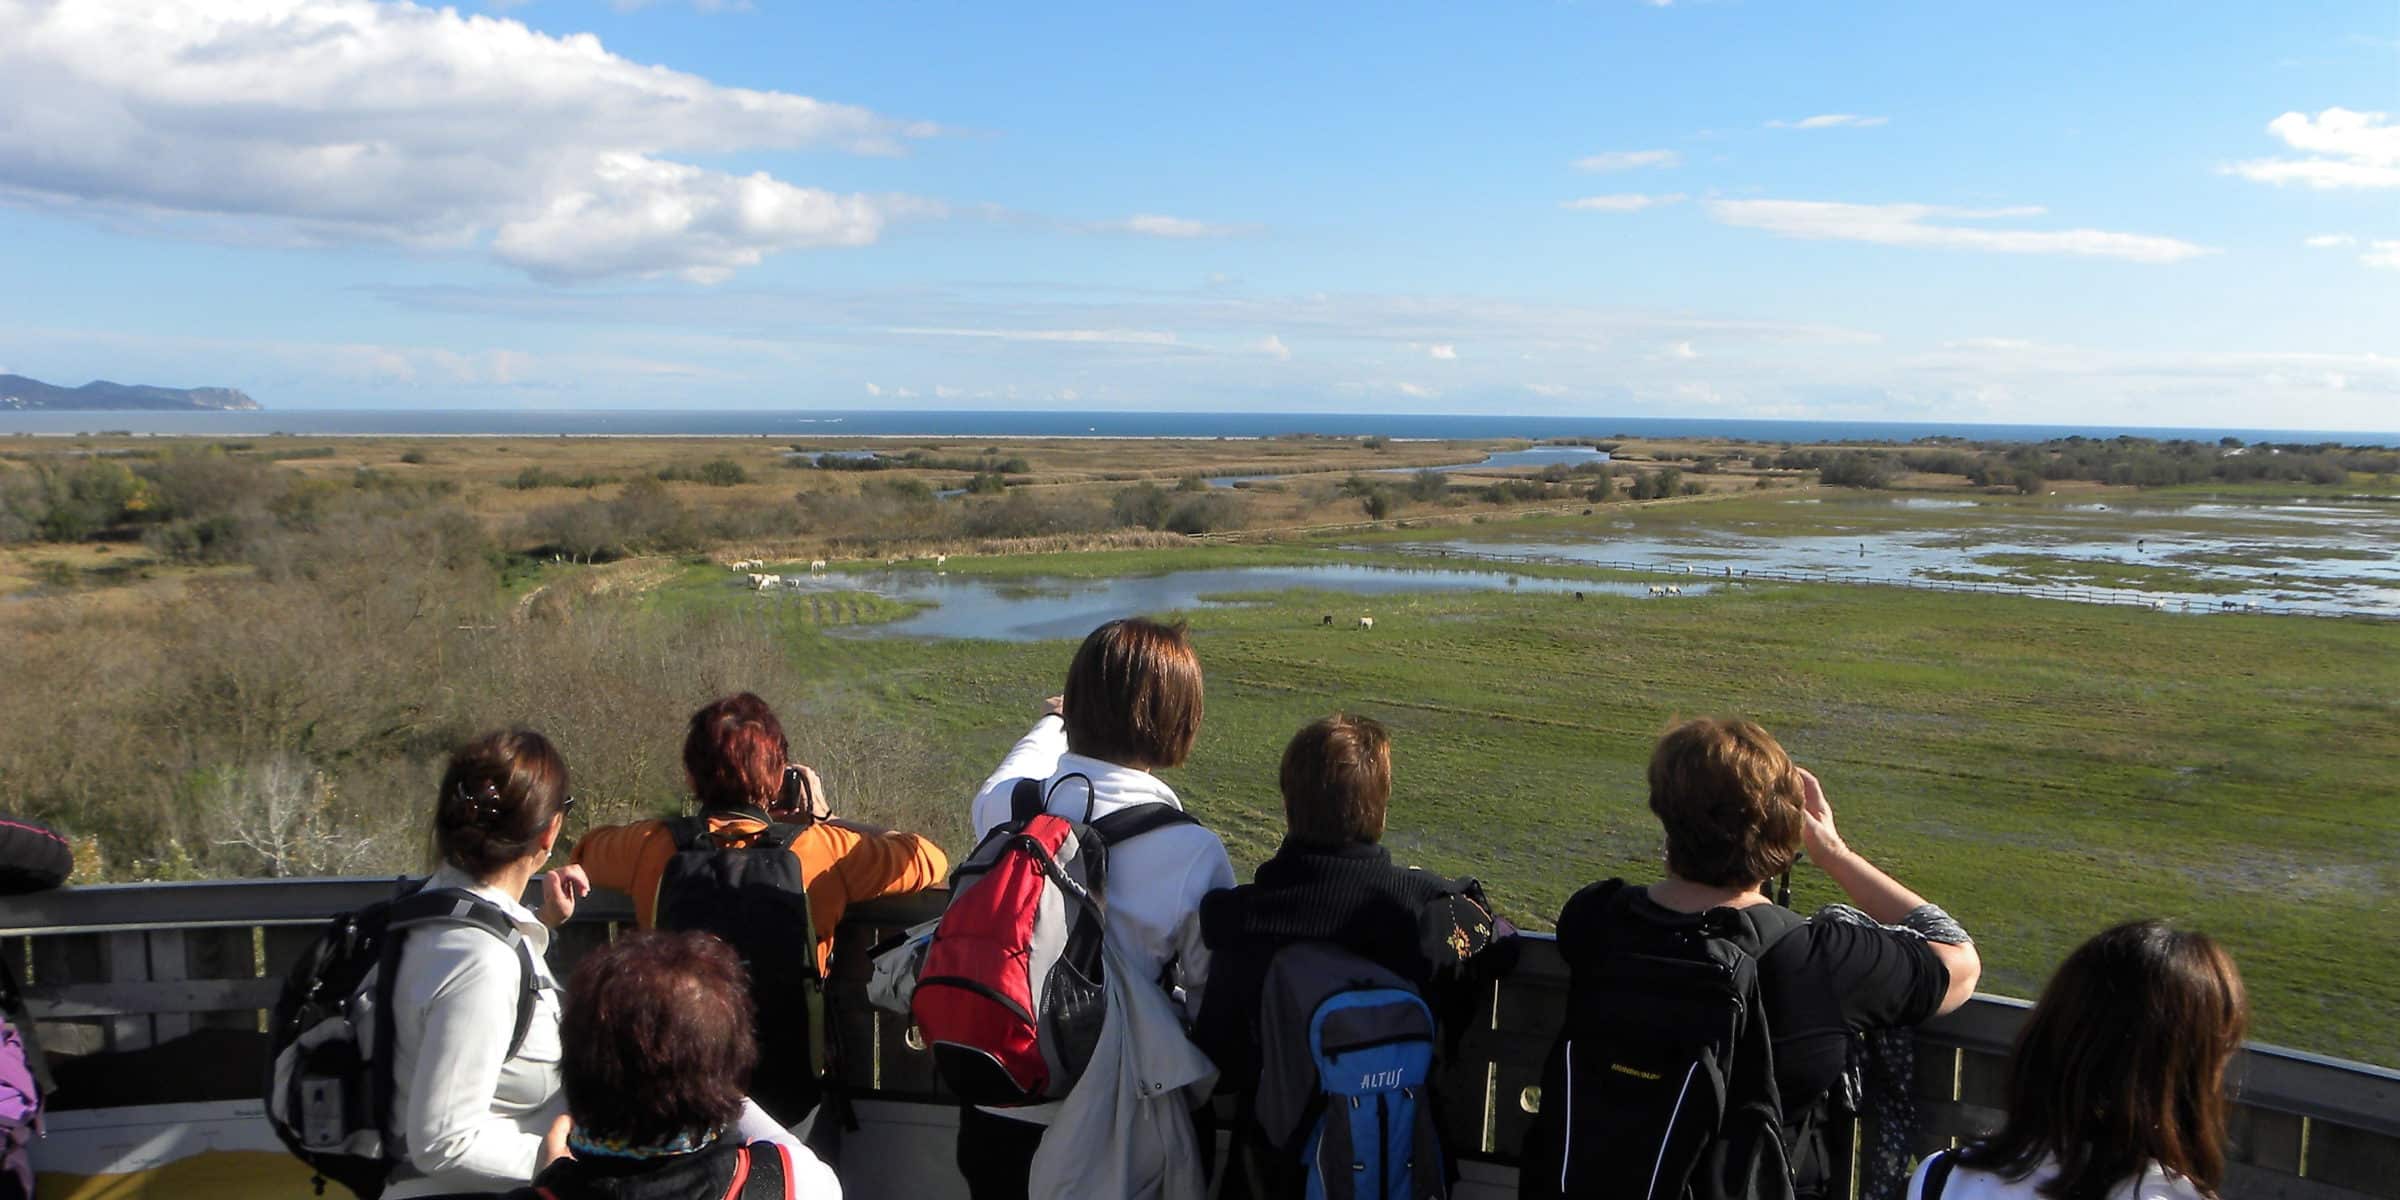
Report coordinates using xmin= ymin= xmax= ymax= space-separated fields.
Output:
xmin=967 ymin=715 xmax=1236 ymax=1127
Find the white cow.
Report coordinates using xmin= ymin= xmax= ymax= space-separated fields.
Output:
xmin=749 ymin=573 xmax=775 ymax=590
xmin=1357 ymin=615 xmax=1375 ymax=630
xmin=810 ymin=559 xmax=829 ymax=573
xmin=1647 ymin=584 xmax=1665 ymax=595
xmin=935 ymin=554 xmax=948 ymax=567
xmin=1666 ymin=585 xmax=1683 ymax=596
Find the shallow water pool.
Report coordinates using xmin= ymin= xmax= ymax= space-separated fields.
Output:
xmin=767 ymin=562 xmax=1704 ymax=641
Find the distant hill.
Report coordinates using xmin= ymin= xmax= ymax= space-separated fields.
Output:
xmin=0 ymin=374 xmax=260 ymax=411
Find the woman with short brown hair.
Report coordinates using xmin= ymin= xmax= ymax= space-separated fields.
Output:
xmin=505 ymin=930 xmax=839 ymax=1199
xmin=955 ymin=618 xmax=1235 ymax=1200
xmin=1530 ymin=717 xmax=1980 ymax=1200
xmin=1911 ymin=921 xmax=2247 ymax=1200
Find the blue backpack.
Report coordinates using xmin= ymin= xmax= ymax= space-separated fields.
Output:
xmin=1249 ymin=942 xmax=1447 ymax=1200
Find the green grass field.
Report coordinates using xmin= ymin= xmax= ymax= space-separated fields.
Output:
xmin=643 ymin=535 xmax=2400 ymax=1066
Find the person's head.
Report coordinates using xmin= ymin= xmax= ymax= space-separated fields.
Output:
xmin=558 ymin=931 xmax=755 ymax=1148
xmin=683 ymin=692 xmax=789 ymax=815
xmin=1061 ymin=618 xmax=1203 ymax=769
xmin=1646 ymin=717 xmax=1804 ymax=890
xmin=1279 ymin=714 xmax=1391 ymax=848
xmin=1966 ymin=920 xmax=2248 ymax=1200
xmin=434 ymin=729 xmax=570 ymax=880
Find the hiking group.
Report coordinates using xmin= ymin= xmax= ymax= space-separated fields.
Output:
xmin=86 ymin=614 xmax=2226 ymax=1200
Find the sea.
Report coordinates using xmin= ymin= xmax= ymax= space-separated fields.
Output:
xmin=1 ymin=409 xmax=2395 ymax=446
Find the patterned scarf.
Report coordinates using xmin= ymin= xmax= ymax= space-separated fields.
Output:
xmin=564 ymin=1125 xmax=720 ymax=1161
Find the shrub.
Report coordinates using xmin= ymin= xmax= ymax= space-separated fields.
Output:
xmin=1112 ymin=483 xmax=1172 ymax=530
xmin=1819 ymin=453 xmax=1898 ymax=489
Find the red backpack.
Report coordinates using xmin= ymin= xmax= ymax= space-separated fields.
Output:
xmin=909 ymin=775 xmax=1195 ymax=1106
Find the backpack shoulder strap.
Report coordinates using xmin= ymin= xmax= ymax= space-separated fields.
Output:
xmin=755 ymin=823 xmax=809 ymax=850
xmin=1087 ymin=802 xmax=1199 ymax=846
xmin=770 ymin=1142 xmax=798 ymax=1200
xmin=387 ymin=888 xmax=543 ymax=1060
xmin=1009 ymin=777 xmax=1045 ymax=825
xmin=1918 ymin=1148 xmax=1958 ymax=1200
xmin=719 ymin=1144 xmax=753 ymax=1200
xmin=1725 ymin=901 xmax=1810 ymax=959
xmin=665 ymin=815 xmax=714 ymax=850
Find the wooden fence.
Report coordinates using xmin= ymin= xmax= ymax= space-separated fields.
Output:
xmin=6 ymin=878 xmax=2395 ymax=1197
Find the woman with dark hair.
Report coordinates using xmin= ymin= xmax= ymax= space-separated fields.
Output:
xmin=388 ymin=729 xmax=591 ymax=1198
xmin=572 ymin=692 xmax=948 ymax=1123
xmin=1910 ymin=921 xmax=2247 ymax=1200
xmin=504 ymin=931 xmax=840 ymax=1200
xmin=954 ymin=618 xmax=1236 ymax=1200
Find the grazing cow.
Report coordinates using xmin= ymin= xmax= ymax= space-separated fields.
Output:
xmin=1357 ymin=615 xmax=1375 ymax=630
xmin=1666 ymin=585 xmax=1683 ymax=596
xmin=935 ymin=554 xmax=948 ymax=566
xmin=810 ymin=559 xmax=829 ymax=572
xmin=749 ymin=573 xmax=775 ymax=590
xmin=1573 ymin=591 xmax=1585 ymax=601
xmin=1322 ymin=614 xmax=1334 ymax=626
xmin=1647 ymin=584 xmax=1664 ymax=595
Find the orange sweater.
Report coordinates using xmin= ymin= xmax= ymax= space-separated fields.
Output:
xmin=571 ymin=811 xmax=949 ymax=971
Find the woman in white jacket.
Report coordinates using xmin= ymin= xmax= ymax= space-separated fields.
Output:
xmin=956 ymin=618 xmax=1237 ymax=1200
xmin=385 ymin=729 xmax=591 ymax=1199
xmin=1907 ymin=920 xmax=2248 ymax=1200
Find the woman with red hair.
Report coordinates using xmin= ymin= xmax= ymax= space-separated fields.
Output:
xmin=573 ymin=693 xmax=948 ymax=1124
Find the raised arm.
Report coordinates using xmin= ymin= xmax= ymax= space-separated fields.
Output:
xmin=1799 ymin=768 xmax=1981 ymax=1014
xmin=967 ymin=702 xmax=1069 ymax=838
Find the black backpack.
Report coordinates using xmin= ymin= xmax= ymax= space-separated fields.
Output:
xmin=1519 ymin=880 xmax=1805 ymax=1200
xmin=653 ymin=817 xmax=827 ymax=1127
xmin=267 ymin=882 xmax=541 ymax=1200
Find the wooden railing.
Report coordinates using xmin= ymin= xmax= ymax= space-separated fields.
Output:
xmin=6 ymin=878 xmax=2397 ymax=1198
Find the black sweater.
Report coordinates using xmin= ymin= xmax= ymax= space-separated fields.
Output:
xmin=1190 ymin=839 xmax=1499 ymax=1091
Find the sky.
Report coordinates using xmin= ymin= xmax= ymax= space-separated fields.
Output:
xmin=0 ymin=0 xmax=2396 ymax=430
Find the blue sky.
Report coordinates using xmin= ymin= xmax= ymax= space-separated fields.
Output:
xmin=1 ymin=0 xmax=2396 ymax=429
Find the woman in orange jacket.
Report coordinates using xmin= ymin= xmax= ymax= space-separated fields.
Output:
xmin=572 ymin=692 xmax=950 ymax=974
xmin=574 ymin=693 xmax=949 ymax=1125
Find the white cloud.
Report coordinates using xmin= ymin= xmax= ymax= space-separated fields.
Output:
xmin=2367 ymin=242 xmax=2400 ymax=271
xmin=1766 ymin=114 xmax=1890 ymax=130
xmin=0 ymin=0 xmax=936 ymax=281
xmin=1574 ymin=149 xmax=1682 ymax=171
xmin=1253 ymin=334 xmax=1293 ymax=361
xmin=1090 ymin=214 xmax=1255 ymax=239
xmin=2304 ymin=234 xmax=2358 ymax=248
xmin=2225 ymin=108 xmax=2400 ymax=190
xmin=1707 ymin=199 xmax=2215 ymax=263
xmin=1666 ymin=341 xmax=1699 ymax=360
xmin=1429 ymin=344 xmax=1458 ymax=360
xmin=1395 ymin=382 xmax=1438 ymax=399
xmin=492 ymin=154 xmax=885 ymax=283
xmin=1524 ymin=383 xmax=1570 ymax=397
xmin=1563 ymin=193 xmax=1686 ymax=212
xmin=865 ymin=382 xmax=883 ymax=397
